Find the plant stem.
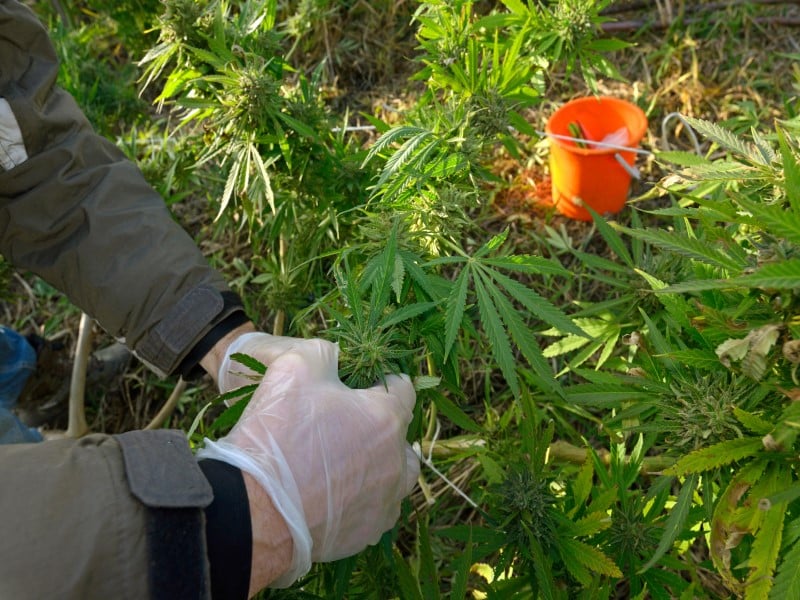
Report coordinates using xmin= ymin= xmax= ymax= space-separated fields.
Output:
xmin=273 ymin=235 xmax=287 ymax=336
xmin=418 ymin=437 xmax=676 ymax=473
xmin=548 ymin=440 xmax=676 ymax=473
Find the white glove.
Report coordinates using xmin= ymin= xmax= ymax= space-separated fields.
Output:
xmin=216 ymin=332 xmax=302 ymax=393
xmin=197 ymin=337 xmax=419 ymax=588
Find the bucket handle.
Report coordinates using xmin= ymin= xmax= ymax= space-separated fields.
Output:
xmin=614 ymin=153 xmax=641 ymax=180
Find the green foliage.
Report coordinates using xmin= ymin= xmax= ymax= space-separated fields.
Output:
xmin=611 ymin=118 xmax=800 ymax=599
xmin=43 ymin=0 xmax=800 ymax=597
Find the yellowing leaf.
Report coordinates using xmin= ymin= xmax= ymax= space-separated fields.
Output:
xmin=716 ymin=337 xmax=750 ymax=367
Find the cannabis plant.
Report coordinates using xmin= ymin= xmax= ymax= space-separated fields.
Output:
xmin=605 ymin=117 xmax=800 ymax=599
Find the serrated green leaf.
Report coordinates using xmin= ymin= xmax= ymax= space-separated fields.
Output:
xmin=584 ymin=206 xmax=633 ymax=268
xmin=732 ymin=258 xmax=800 ymax=289
xmin=492 ymin=271 xmax=585 ymax=338
xmin=208 ymin=396 xmax=248 ymax=434
xmin=750 ymin=126 xmax=777 ymax=165
xmin=498 ymin=0 xmax=528 ymax=14
xmin=418 ymin=517 xmax=440 ymax=600
xmin=684 ymin=116 xmax=760 ymax=161
xmin=276 ymin=111 xmax=319 ymax=140
xmin=543 ymin=332 xmax=592 ymax=358
xmin=392 ymin=548 xmax=422 ymax=600
xmin=559 ymin=541 xmax=592 ymax=587
xmin=449 ymin=529 xmax=472 ymax=600
xmin=564 ymin=383 xmax=656 ymax=407
xmin=665 ymin=437 xmax=763 ymax=476
xmin=432 ymin=391 xmax=481 ymax=433
xmin=399 ymin=250 xmax=445 ymax=301
xmin=688 ymin=160 xmax=763 ymax=180
xmin=477 ymin=269 xmax=559 ymax=394
xmin=380 ymin=301 xmax=437 ymax=328
xmin=363 ymin=125 xmax=429 ymax=165
xmin=507 ymin=109 xmax=537 ymax=136
xmin=530 ymin=536 xmax=557 ymax=600
xmin=474 ymin=272 xmax=519 ymax=396
xmin=736 ymin=197 xmax=800 ymax=246
xmin=569 ymin=455 xmax=594 ymax=518
xmin=475 ymin=228 xmax=509 ymax=258
xmin=214 ymin=383 xmax=259 ymax=405
xmin=634 ymin=269 xmax=696 ymax=333
xmin=392 ymin=254 xmax=405 ymax=302
xmin=745 ymin=467 xmax=790 ymax=599
xmin=444 ymin=268 xmax=470 ymax=360
xmin=187 ymin=401 xmax=213 ymax=442
xmin=561 ymin=537 xmax=623 ymax=578
xmin=656 ymin=150 xmax=713 ymax=167
xmin=187 ymin=45 xmax=229 ymax=69
xmin=229 ymin=352 xmax=267 ymax=376
xmin=380 ymin=132 xmax=438 ymax=189
xmin=569 ymin=511 xmax=613 ymax=537
xmin=771 ymin=518 xmax=800 ymax=599
xmin=659 ymin=277 xmax=747 ymax=293
xmin=620 ymin=226 xmax=747 ymax=272
xmin=734 ymin=408 xmax=774 ymax=435
xmin=639 ymin=474 xmax=699 ymax=573
xmin=483 ymin=255 xmax=570 ymax=277
xmin=373 ymin=222 xmax=399 ymax=311
xmin=586 ymin=37 xmax=630 ymax=52
xmin=639 ymin=307 xmax=678 ymax=373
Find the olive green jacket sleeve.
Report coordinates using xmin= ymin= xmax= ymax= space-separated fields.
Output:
xmin=0 ymin=430 xmax=215 ymax=600
xmin=0 ymin=0 xmax=244 ymax=376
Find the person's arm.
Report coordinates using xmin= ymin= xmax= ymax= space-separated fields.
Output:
xmin=0 ymin=0 xmax=247 ymax=379
xmin=0 ymin=338 xmax=418 ymax=599
xmin=0 ymin=429 xmax=292 ymax=600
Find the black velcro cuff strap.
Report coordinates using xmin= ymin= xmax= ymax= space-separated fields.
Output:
xmin=136 ymin=286 xmax=246 ymax=377
xmin=199 ymin=459 xmax=252 ymax=600
xmin=177 ymin=309 xmax=251 ymax=381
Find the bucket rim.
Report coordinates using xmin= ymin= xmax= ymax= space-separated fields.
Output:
xmin=545 ymin=96 xmax=648 ymax=156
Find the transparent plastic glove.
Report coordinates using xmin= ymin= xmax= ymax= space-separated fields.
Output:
xmin=217 ymin=332 xmax=302 ymax=392
xmin=197 ymin=338 xmax=419 ymax=588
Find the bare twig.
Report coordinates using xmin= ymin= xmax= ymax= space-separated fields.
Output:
xmin=65 ymin=312 xmax=92 ymax=438
xmin=144 ymin=378 xmax=188 ymax=430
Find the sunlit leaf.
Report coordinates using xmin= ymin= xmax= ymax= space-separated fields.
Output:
xmin=665 ymin=437 xmax=763 ymax=476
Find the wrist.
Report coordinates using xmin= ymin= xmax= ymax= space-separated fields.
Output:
xmin=199 ymin=321 xmax=257 ymax=387
xmin=243 ymin=472 xmax=294 ymax=596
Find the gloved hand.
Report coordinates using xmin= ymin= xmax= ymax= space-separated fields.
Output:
xmin=197 ymin=337 xmax=419 ymax=588
xmin=216 ymin=332 xmax=301 ymax=393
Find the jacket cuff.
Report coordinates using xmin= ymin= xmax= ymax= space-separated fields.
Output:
xmin=116 ymin=430 xmax=215 ymax=600
xmin=134 ymin=287 xmax=247 ymax=377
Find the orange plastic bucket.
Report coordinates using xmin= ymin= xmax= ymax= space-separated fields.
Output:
xmin=546 ymin=96 xmax=648 ymax=221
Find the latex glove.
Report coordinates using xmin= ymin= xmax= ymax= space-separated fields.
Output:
xmin=197 ymin=338 xmax=419 ymax=588
xmin=217 ymin=332 xmax=302 ymax=392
